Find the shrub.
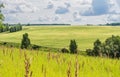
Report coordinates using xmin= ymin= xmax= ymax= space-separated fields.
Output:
xmin=21 ymin=33 xmax=31 ymax=49
xmin=93 ymin=39 xmax=102 ymax=56
xmin=32 ymin=45 xmax=41 ymax=50
xmin=88 ymin=35 xmax=120 ymax=58
xmin=69 ymin=40 xmax=77 ymax=54
xmin=86 ymin=49 xmax=93 ymax=56
xmin=3 ymin=42 xmax=7 ymax=45
xmin=61 ymin=48 xmax=69 ymax=53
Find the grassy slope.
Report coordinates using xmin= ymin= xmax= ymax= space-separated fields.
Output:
xmin=0 ymin=26 xmax=120 ymax=50
xmin=0 ymin=47 xmax=120 ymax=77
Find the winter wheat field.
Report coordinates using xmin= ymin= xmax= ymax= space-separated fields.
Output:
xmin=0 ymin=26 xmax=120 ymax=77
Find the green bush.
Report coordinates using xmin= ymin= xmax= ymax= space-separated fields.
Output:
xmin=87 ymin=35 xmax=120 ymax=58
xmin=61 ymin=48 xmax=69 ymax=53
xmin=69 ymin=40 xmax=78 ymax=54
xmin=32 ymin=45 xmax=41 ymax=50
xmin=21 ymin=33 xmax=31 ymax=49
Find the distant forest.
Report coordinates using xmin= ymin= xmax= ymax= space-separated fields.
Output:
xmin=106 ymin=23 xmax=120 ymax=26
xmin=5 ymin=24 xmax=71 ymax=26
xmin=3 ymin=23 xmax=120 ymax=26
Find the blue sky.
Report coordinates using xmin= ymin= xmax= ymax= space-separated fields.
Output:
xmin=0 ymin=0 xmax=120 ymax=25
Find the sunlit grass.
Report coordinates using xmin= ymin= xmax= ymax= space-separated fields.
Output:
xmin=1 ymin=26 xmax=120 ymax=50
xmin=0 ymin=47 xmax=120 ymax=77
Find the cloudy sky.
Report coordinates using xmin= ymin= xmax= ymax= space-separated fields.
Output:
xmin=0 ymin=0 xmax=120 ymax=25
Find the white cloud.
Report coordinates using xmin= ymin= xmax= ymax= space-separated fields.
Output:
xmin=1 ymin=0 xmax=39 ymax=14
xmin=1 ymin=0 xmax=120 ymax=24
xmin=107 ymin=14 xmax=120 ymax=22
xmin=46 ymin=1 xmax=54 ymax=9
xmin=116 ymin=0 xmax=120 ymax=7
xmin=73 ymin=12 xmax=82 ymax=21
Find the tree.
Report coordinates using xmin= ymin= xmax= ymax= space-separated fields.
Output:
xmin=21 ymin=33 xmax=31 ymax=49
xmin=86 ymin=49 xmax=93 ymax=56
xmin=105 ymin=35 xmax=120 ymax=58
xmin=69 ymin=40 xmax=77 ymax=54
xmin=0 ymin=3 xmax=4 ymax=21
xmin=87 ymin=35 xmax=120 ymax=58
xmin=9 ymin=25 xmax=22 ymax=32
xmin=93 ymin=39 xmax=102 ymax=56
xmin=0 ymin=24 xmax=3 ymax=32
xmin=0 ymin=4 xmax=4 ymax=33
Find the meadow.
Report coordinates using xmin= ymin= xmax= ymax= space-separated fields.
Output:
xmin=0 ymin=46 xmax=120 ymax=77
xmin=1 ymin=26 xmax=120 ymax=50
xmin=1 ymin=26 xmax=120 ymax=77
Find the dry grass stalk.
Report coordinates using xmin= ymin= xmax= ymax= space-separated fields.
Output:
xmin=24 ymin=52 xmax=32 ymax=77
xmin=47 ymin=52 xmax=51 ymax=61
xmin=41 ymin=64 xmax=47 ymax=77
xmin=75 ymin=55 xmax=79 ymax=77
xmin=30 ymin=71 xmax=33 ymax=77
xmin=75 ymin=62 xmax=78 ymax=77
xmin=19 ymin=49 xmax=22 ymax=58
xmin=3 ymin=47 xmax=5 ymax=56
xmin=67 ymin=61 xmax=71 ymax=77
xmin=10 ymin=49 xmax=13 ymax=57
xmin=63 ymin=57 xmax=66 ymax=63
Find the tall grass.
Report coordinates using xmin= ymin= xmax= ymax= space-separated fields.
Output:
xmin=0 ymin=46 xmax=120 ymax=77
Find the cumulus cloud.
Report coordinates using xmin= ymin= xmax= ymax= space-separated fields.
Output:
xmin=79 ymin=6 xmax=93 ymax=16
xmin=107 ymin=14 xmax=120 ymax=22
xmin=1 ymin=0 xmax=39 ymax=14
xmin=73 ymin=12 xmax=81 ymax=21
xmin=65 ymin=2 xmax=71 ymax=8
xmin=39 ymin=17 xmax=49 ymax=22
xmin=116 ymin=0 xmax=120 ymax=7
xmin=108 ymin=0 xmax=120 ymax=14
xmin=46 ymin=1 xmax=54 ymax=9
xmin=53 ymin=15 xmax=60 ymax=21
xmin=55 ymin=7 xmax=69 ymax=14
xmin=1 ymin=0 xmax=120 ymax=24
xmin=4 ymin=14 xmax=18 ymax=22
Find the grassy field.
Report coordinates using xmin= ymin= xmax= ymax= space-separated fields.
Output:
xmin=1 ymin=26 xmax=120 ymax=50
xmin=0 ymin=46 xmax=120 ymax=77
xmin=1 ymin=26 xmax=120 ymax=77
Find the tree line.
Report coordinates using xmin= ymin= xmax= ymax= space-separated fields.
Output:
xmin=9 ymin=24 xmax=22 ymax=32
xmin=106 ymin=23 xmax=120 ymax=26
xmin=0 ymin=24 xmax=9 ymax=32
xmin=0 ymin=24 xmax=22 ymax=33
xmin=86 ymin=35 xmax=120 ymax=59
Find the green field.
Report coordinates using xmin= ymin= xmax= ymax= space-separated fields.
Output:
xmin=1 ymin=26 xmax=120 ymax=50
xmin=1 ymin=26 xmax=120 ymax=77
xmin=0 ymin=47 xmax=120 ymax=77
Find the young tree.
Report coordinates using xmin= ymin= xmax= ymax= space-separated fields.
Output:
xmin=21 ymin=33 xmax=31 ymax=49
xmin=93 ymin=39 xmax=102 ymax=56
xmin=69 ymin=40 xmax=77 ymax=54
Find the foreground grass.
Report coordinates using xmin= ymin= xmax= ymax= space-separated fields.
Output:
xmin=0 ymin=47 xmax=120 ymax=77
xmin=1 ymin=26 xmax=120 ymax=50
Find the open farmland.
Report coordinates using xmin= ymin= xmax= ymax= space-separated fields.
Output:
xmin=0 ymin=26 xmax=120 ymax=50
